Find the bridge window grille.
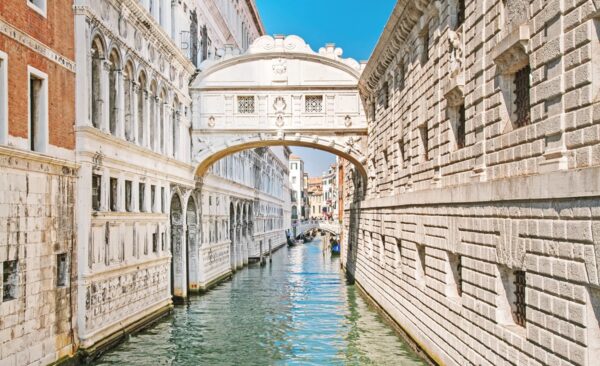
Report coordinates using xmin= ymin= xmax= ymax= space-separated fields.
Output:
xmin=305 ymin=95 xmax=323 ymax=113
xmin=514 ymin=270 xmax=526 ymax=326
xmin=514 ymin=66 xmax=531 ymax=128
xmin=237 ymin=96 xmax=255 ymax=114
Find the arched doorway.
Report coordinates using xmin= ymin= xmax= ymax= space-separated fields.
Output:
xmin=186 ymin=197 xmax=198 ymax=292
xmin=170 ymin=194 xmax=185 ymax=300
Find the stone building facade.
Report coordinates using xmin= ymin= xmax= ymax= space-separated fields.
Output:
xmin=307 ymin=177 xmax=323 ymax=219
xmin=72 ymin=0 xmax=270 ymax=356
xmin=201 ymin=145 xmax=290 ymax=281
xmin=341 ymin=1 xmax=600 ymax=365
xmin=0 ymin=0 xmax=78 ymax=364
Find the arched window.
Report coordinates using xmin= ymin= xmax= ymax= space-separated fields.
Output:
xmin=123 ymin=61 xmax=134 ymax=142
xmin=149 ymin=81 xmax=157 ymax=150
xmin=108 ymin=49 xmax=121 ymax=136
xmin=159 ymin=88 xmax=166 ymax=153
xmin=137 ymin=71 xmax=146 ymax=145
xmin=90 ymin=36 xmax=105 ymax=129
xmin=172 ymin=97 xmax=179 ymax=159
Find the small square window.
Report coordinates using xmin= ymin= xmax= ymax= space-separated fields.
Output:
xmin=3 ymin=260 xmax=18 ymax=302
xmin=56 ymin=253 xmax=68 ymax=287
xmin=237 ymin=96 xmax=255 ymax=114
xmin=305 ymin=95 xmax=323 ymax=113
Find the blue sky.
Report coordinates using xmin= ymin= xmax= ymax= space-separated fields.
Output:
xmin=255 ymin=0 xmax=395 ymax=177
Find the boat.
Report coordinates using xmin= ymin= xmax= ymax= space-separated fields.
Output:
xmin=331 ymin=242 xmax=341 ymax=255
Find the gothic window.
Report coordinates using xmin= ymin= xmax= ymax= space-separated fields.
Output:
xmin=125 ymin=180 xmax=132 ymax=212
xmin=237 ymin=96 xmax=255 ymax=114
xmin=91 ymin=37 xmax=105 ymax=129
xmin=137 ymin=72 xmax=147 ymax=144
xmin=514 ymin=65 xmax=531 ymax=128
xmin=92 ymin=174 xmax=102 ymax=211
xmin=159 ymin=89 xmax=166 ymax=153
xmin=150 ymin=81 xmax=158 ymax=150
xmin=56 ymin=254 xmax=67 ymax=287
xmin=2 ymin=260 xmax=18 ymax=301
xmin=108 ymin=50 xmax=120 ymax=136
xmin=123 ymin=62 xmax=134 ymax=142
xmin=109 ymin=177 xmax=118 ymax=212
xmin=305 ymin=95 xmax=323 ymax=113
xmin=419 ymin=124 xmax=429 ymax=161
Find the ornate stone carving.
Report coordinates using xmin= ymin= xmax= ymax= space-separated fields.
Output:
xmin=273 ymin=96 xmax=286 ymax=113
xmin=207 ymin=116 xmax=215 ymax=128
xmin=134 ymin=30 xmax=142 ymax=51
xmin=276 ymin=115 xmax=284 ymax=127
xmin=448 ymin=30 xmax=463 ymax=78
xmin=344 ymin=115 xmax=352 ymax=127
xmin=272 ymin=59 xmax=287 ymax=82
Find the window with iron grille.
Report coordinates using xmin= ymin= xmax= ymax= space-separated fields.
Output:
xmin=92 ymin=174 xmax=102 ymax=211
xmin=419 ymin=125 xmax=429 ymax=161
xmin=3 ymin=260 xmax=18 ymax=302
xmin=237 ymin=96 xmax=255 ymax=114
xmin=514 ymin=65 xmax=531 ymax=128
xmin=456 ymin=255 xmax=463 ymax=296
xmin=305 ymin=95 xmax=323 ymax=113
xmin=56 ymin=254 xmax=68 ymax=287
xmin=456 ymin=104 xmax=466 ymax=149
xmin=514 ymin=270 xmax=526 ymax=326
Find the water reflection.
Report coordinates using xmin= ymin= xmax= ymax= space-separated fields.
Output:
xmin=94 ymin=237 xmax=424 ymax=366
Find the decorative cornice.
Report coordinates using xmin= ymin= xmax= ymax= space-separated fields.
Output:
xmin=359 ymin=0 xmax=430 ymax=97
xmin=245 ymin=0 xmax=265 ymax=35
xmin=0 ymin=18 xmax=76 ymax=72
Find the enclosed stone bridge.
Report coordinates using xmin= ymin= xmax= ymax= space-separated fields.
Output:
xmin=294 ymin=220 xmax=341 ymax=237
xmin=190 ymin=35 xmax=368 ymax=181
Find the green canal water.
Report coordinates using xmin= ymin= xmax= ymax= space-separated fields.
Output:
xmin=93 ymin=237 xmax=425 ymax=365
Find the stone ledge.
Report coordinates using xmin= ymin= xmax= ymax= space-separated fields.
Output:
xmin=358 ymin=165 xmax=600 ymax=209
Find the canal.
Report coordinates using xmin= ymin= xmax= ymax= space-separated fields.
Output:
xmin=94 ymin=236 xmax=425 ymax=365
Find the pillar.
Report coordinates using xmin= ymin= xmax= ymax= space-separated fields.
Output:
xmin=100 ymin=60 xmax=111 ymax=133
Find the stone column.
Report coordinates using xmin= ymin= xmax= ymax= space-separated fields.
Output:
xmin=144 ymin=90 xmax=150 ymax=148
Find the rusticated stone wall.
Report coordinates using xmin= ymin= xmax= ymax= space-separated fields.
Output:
xmin=0 ymin=148 xmax=77 ymax=365
xmin=344 ymin=0 xmax=600 ymax=365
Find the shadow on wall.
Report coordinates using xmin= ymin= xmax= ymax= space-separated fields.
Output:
xmin=344 ymin=168 xmax=363 ymax=282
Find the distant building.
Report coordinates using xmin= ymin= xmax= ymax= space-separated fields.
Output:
xmin=322 ymin=163 xmax=338 ymax=220
xmin=289 ymin=154 xmax=308 ymax=220
xmin=307 ymin=177 xmax=324 ymax=219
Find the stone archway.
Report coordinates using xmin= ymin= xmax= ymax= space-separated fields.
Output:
xmin=191 ymin=35 xmax=368 ymax=187
xmin=186 ymin=197 xmax=199 ymax=292
xmin=170 ymin=194 xmax=185 ymax=299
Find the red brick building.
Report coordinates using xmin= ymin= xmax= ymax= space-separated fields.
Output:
xmin=0 ymin=1 xmax=77 ymax=364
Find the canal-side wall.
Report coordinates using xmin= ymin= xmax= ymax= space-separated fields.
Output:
xmin=344 ymin=1 xmax=600 ymax=365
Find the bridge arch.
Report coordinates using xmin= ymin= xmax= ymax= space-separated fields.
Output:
xmin=190 ymin=34 xmax=368 ymax=186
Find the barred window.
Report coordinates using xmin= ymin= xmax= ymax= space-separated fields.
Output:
xmin=514 ymin=66 xmax=531 ymax=128
xmin=457 ymin=255 xmax=463 ymax=296
xmin=3 ymin=260 xmax=18 ymax=302
xmin=237 ymin=96 xmax=255 ymax=114
xmin=456 ymin=104 xmax=466 ymax=149
xmin=514 ymin=270 xmax=526 ymax=326
xmin=456 ymin=0 xmax=466 ymax=28
xmin=305 ymin=95 xmax=323 ymax=113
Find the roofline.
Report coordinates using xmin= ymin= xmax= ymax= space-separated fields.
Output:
xmin=246 ymin=0 xmax=266 ymax=36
